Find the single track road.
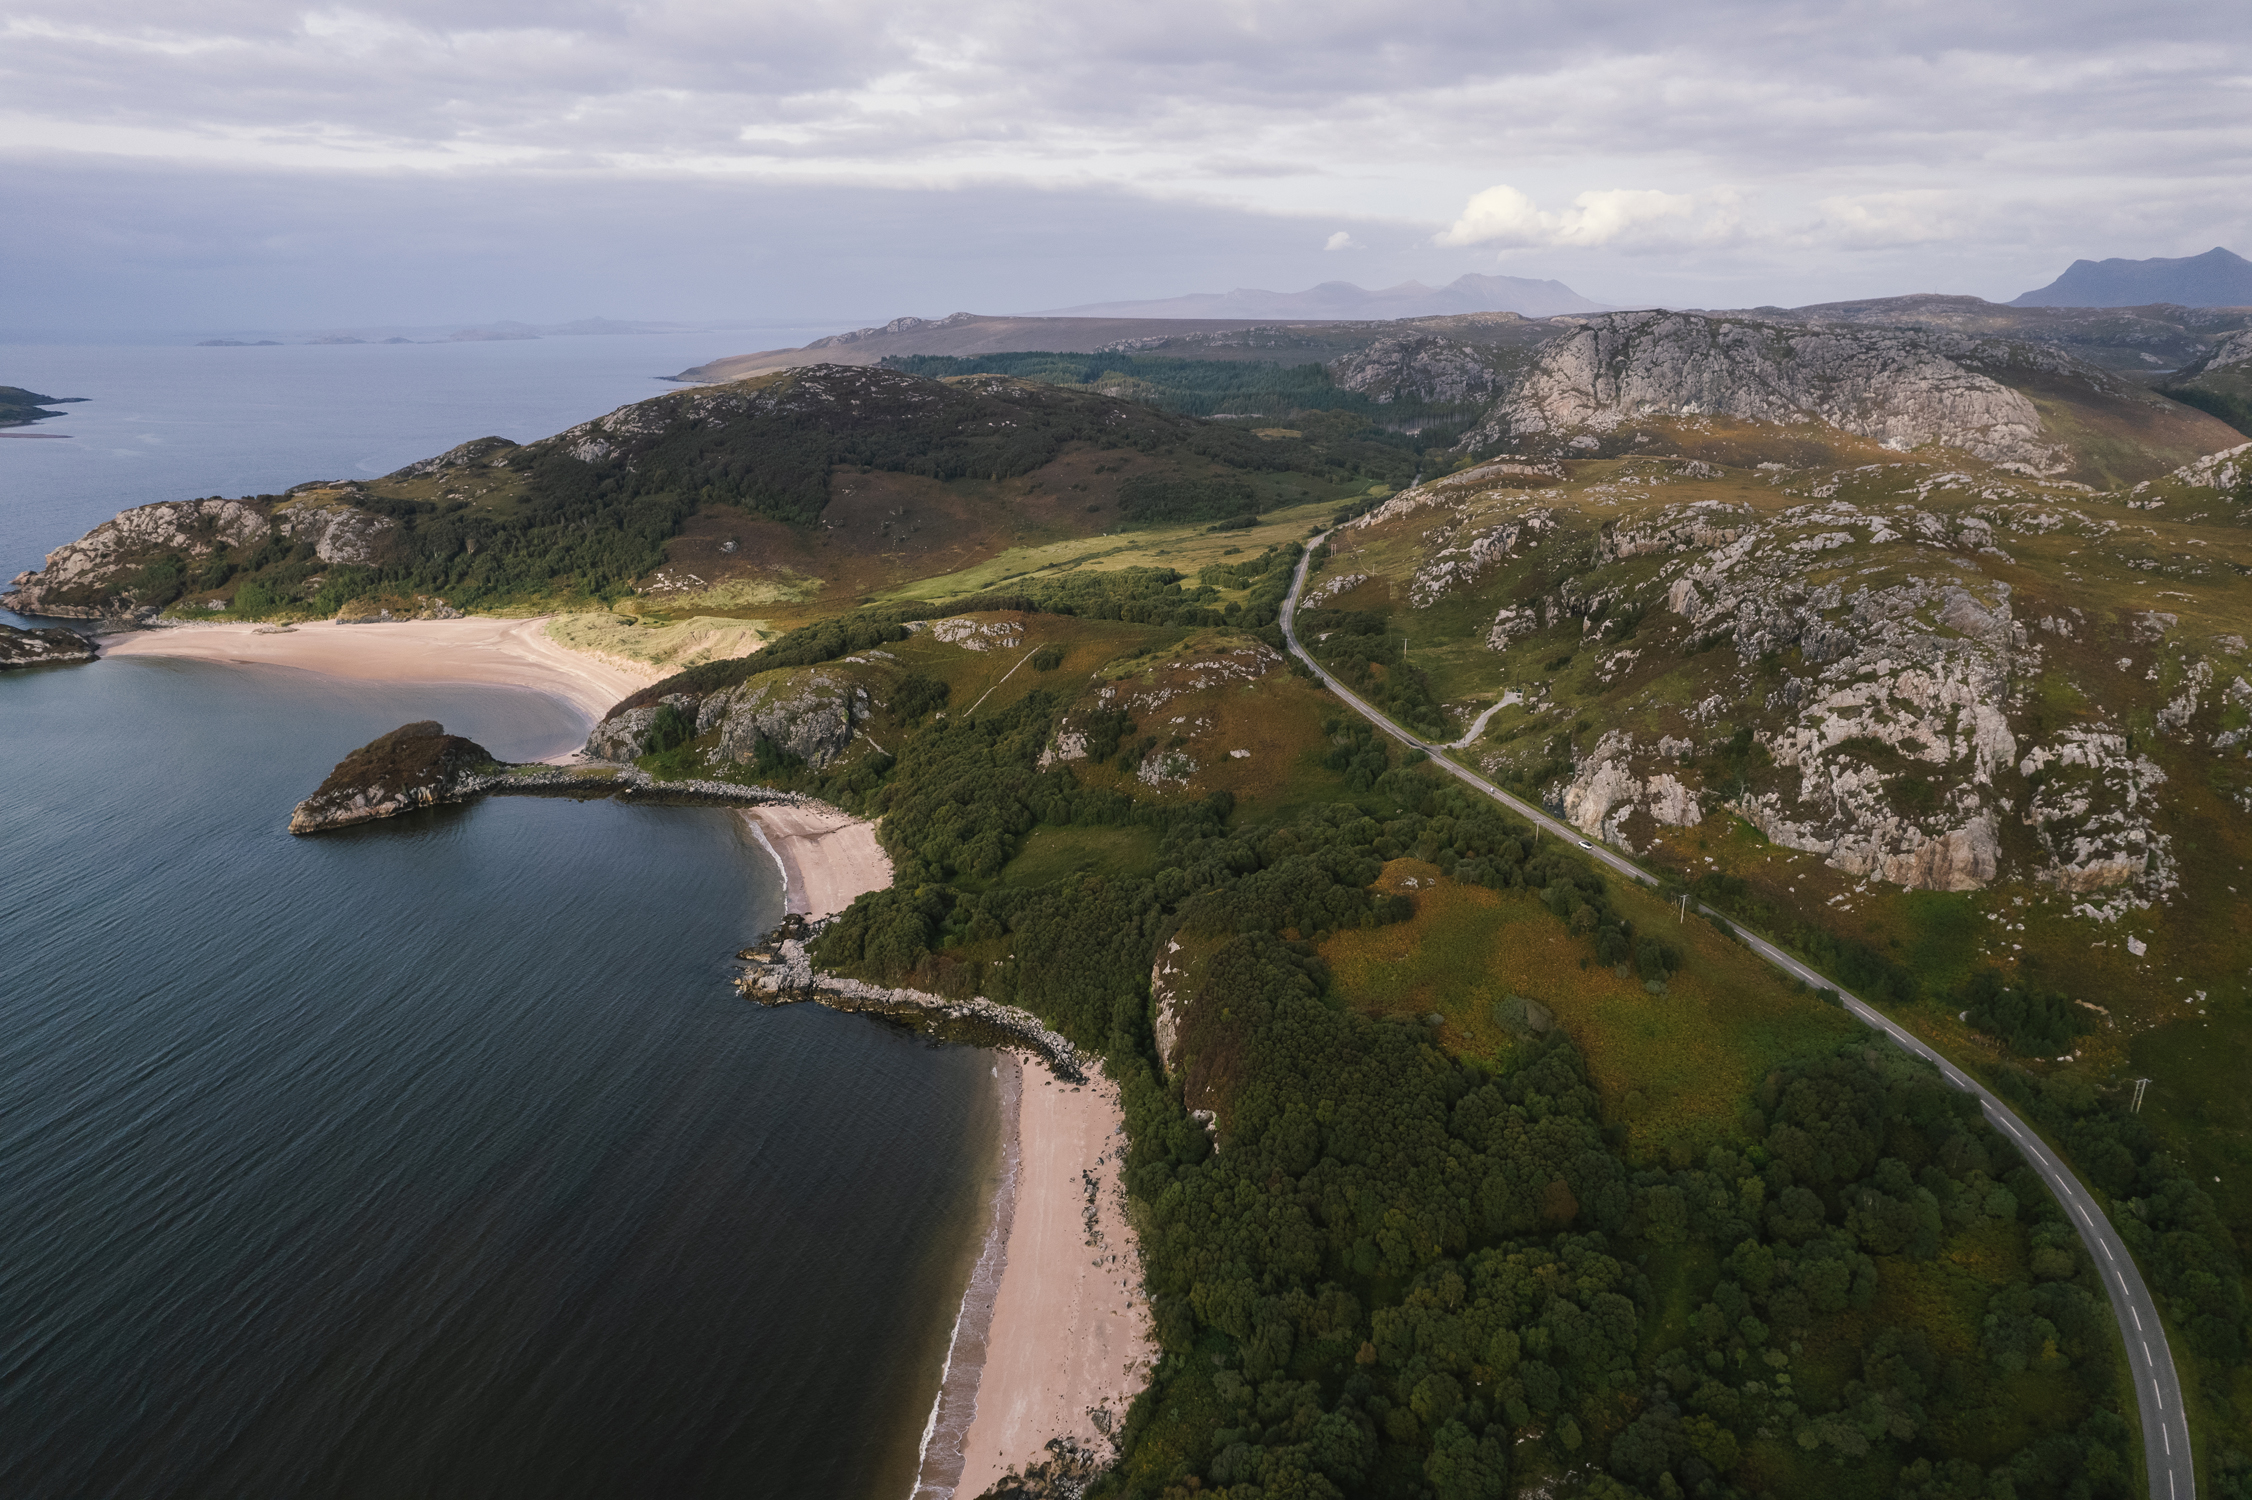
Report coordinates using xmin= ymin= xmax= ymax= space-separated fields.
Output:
xmin=1282 ymin=533 xmax=2195 ymax=1500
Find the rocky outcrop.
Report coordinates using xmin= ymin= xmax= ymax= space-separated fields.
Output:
xmin=272 ymin=497 xmax=397 ymax=565
xmin=2165 ymin=441 xmax=2249 ymax=492
xmin=703 ymin=668 xmax=869 ymax=769
xmin=5 ymin=498 xmax=273 ymax=617
xmin=739 ymin=928 xmax=1085 ymax=1080
xmin=1460 ymin=311 xmax=2067 ymax=473
xmin=1328 ymin=335 xmax=1512 ymax=405
xmin=0 ymin=622 xmax=98 ymax=669
xmin=585 ymin=694 xmax=700 ymax=761
xmin=2 ymin=487 xmax=401 ymax=618
xmin=288 ymin=721 xmax=499 ymax=833
xmin=1559 ymin=732 xmax=1704 ymax=849
xmin=584 ymin=667 xmax=874 ymax=769
xmin=384 ymin=435 xmax=520 ymax=480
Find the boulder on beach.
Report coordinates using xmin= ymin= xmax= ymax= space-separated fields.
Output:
xmin=288 ymin=720 xmax=499 ymax=834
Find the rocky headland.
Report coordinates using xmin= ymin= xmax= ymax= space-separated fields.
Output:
xmin=0 ymin=621 xmax=98 ymax=670
xmin=288 ymin=720 xmax=822 ymax=834
xmin=288 ymin=721 xmax=505 ymax=833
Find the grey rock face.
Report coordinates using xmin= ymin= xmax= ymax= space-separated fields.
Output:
xmin=708 ymin=669 xmax=865 ymax=769
xmin=1462 ymin=311 xmax=2066 ymax=473
xmin=5 ymin=498 xmax=273 ymax=616
xmin=0 ymin=622 xmax=98 ymax=669
xmin=288 ymin=721 xmax=498 ymax=834
xmin=584 ymin=694 xmax=699 ymax=761
xmin=273 ymin=500 xmax=397 ymax=565
xmin=1328 ymin=335 xmax=1513 ymax=405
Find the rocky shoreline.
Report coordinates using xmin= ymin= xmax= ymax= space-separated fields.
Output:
xmin=287 ymin=719 xmax=834 ymax=834
xmin=736 ymin=915 xmax=1087 ymax=1082
xmin=0 ymin=621 xmax=99 ymax=670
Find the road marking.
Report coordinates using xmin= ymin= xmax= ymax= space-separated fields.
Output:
xmin=2163 ymin=1424 xmax=2170 ymax=1455
xmin=2144 ymin=1340 xmax=2153 ymax=1362
xmin=2078 ymin=1205 xmax=2093 ymax=1224
xmin=2104 ymin=1243 xmax=2115 ymax=1261
xmin=2153 ymin=1379 xmax=2164 ymax=1409
xmin=2132 ymin=1308 xmax=2142 ymax=1330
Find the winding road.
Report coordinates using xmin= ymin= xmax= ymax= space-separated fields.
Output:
xmin=1282 ymin=534 xmax=2195 ymax=1500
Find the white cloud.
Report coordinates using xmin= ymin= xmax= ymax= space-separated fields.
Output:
xmin=1811 ymin=191 xmax=1963 ymax=250
xmin=1324 ymin=230 xmax=1358 ymax=251
xmin=1435 ymin=184 xmax=1699 ymax=249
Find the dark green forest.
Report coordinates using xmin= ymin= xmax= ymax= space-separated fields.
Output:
xmin=772 ymin=647 xmax=2251 ymax=1500
xmin=883 ymin=352 xmax=1481 ymax=455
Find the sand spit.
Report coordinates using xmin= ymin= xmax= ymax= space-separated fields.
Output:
xmin=99 ymin=617 xmax=660 ymax=727
xmin=953 ymin=1066 xmax=1154 ymax=1498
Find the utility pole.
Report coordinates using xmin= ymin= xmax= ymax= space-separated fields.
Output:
xmin=2130 ymin=1078 xmax=2151 ymax=1113
xmin=1679 ymin=893 xmax=1689 ymax=924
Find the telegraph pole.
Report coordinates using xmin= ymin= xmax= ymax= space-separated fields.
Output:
xmin=2130 ymin=1078 xmax=2151 ymax=1113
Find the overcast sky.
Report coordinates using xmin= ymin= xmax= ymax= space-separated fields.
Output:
xmin=4 ymin=0 xmax=2248 ymax=335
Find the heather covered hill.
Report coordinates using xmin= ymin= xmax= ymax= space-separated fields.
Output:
xmin=3 ymin=363 xmax=1402 ymax=621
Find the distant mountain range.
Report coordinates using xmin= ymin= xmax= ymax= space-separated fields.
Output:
xmin=2011 ymin=247 xmax=2252 ymax=308
xmin=1040 ymin=273 xmax=1610 ymax=320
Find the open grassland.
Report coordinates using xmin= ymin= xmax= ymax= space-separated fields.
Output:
xmin=1321 ymin=860 xmax=1859 ymax=1163
xmin=545 ymin=609 xmax=772 ymax=671
xmin=999 ymin=824 xmax=1164 ymax=887
xmin=869 ymin=497 xmax=1342 ymax=605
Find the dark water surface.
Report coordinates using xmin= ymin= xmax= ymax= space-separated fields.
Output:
xmin=0 ymin=658 xmax=998 ymax=1499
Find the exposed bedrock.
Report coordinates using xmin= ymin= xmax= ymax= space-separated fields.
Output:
xmin=289 ymin=721 xmax=498 ymax=834
xmin=1461 ymin=310 xmax=2066 ymax=472
xmin=584 ymin=667 xmax=870 ymax=769
xmin=0 ymin=622 xmax=99 ymax=669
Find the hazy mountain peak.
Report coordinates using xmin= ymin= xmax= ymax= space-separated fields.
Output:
xmin=2011 ymin=246 xmax=2252 ymax=309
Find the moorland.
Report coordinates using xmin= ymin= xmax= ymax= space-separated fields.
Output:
xmin=13 ymin=294 xmax=2252 ymax=1500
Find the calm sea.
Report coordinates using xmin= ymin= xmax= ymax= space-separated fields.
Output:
xmin=0 ymin=340 xmax=1001 ymax=1499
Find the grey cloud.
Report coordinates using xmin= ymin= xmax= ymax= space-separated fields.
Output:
xmin=2 ymin=1 xmax=2248 ymax=328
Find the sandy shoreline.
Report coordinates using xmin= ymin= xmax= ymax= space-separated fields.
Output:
xmin=739 ymin=805 xmax=894 ymax=923
xmin=98 ymin=617 xmax=661 ymax=727
xmin=947 ymin=1065 xmax=1153 ymax=1498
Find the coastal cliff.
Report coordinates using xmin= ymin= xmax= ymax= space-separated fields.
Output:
xmin=0 ymin=622 xmax=98 ymax=670
xmin=289 ymin=721 xmax=501 ymax=833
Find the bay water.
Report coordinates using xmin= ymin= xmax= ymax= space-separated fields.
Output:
xmin=0 ymin=339 xmax=1002 ymax=1498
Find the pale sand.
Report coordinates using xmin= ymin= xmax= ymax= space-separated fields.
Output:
xmin=952 ymin=1065 xmax=1155 ymax=1498
xmin=739 ymin=804 xmax=894 ymax=922
xmin=99 ymin=617 xmax=662 ymax=726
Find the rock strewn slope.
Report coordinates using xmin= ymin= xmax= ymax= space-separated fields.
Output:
xmin=1320 ymin=450 xmax=2251 ymax=908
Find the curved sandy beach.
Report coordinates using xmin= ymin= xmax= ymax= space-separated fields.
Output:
xmin=99 ymin=617 xmax=659 ymax=725
xmin=740 ymin=805 xmax=894 ymax=923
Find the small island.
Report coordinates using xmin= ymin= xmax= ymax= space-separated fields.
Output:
xmin=0 ymin=621 xmax=98 ymax=670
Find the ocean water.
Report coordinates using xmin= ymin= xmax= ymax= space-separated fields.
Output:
xmin=0 ymin=341 xmax=1003 ymax=1498
xmin=0 ymin=332 xmax=757 ymax=584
